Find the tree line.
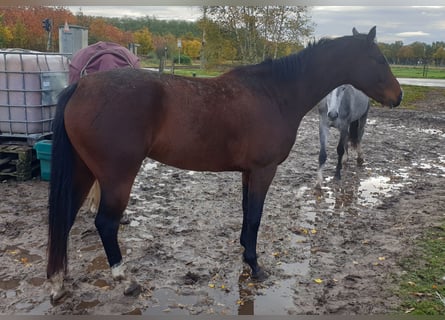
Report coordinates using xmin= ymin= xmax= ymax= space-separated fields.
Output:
xmin=1 ymin=6 xmax=444 ymax=67
xmin=379 ymin=41 xmax=445 ymax=66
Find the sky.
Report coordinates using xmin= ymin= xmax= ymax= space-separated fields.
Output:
xmin=68 ymin=6 xmax=445 ymax=45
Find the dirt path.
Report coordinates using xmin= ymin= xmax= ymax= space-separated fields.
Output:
xmin=1 ymin=95 xmax=444 ymax=315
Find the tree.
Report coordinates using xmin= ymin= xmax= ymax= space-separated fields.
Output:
xmin=397 ymin=46 xmax=415 ymax=65
xmin=433 ymin=46 xmax=445 ymax=66
xmin=134 ymin=27 xmax=154 ymax=55
xmin=204 ymin=6 xmax=314 ymax=63
xmin=197 ymin=16 xmax=236 ymax=67
xmin=12 ymin=20 xmax=28 ymax=49
xmin=0 ymin=6 xmax=76 ymax=51
xmin=0 ymin=15 xmax=13 ymax=48
xmin=182 ymin=39 xmax=201 ymax=59
xmin=88 ymin=17 xmax=132 ymax=46
xmin=378 ymin=41 xmax=403 ymax=64
xmin=259 ymin=6 xmax=314 ymax=59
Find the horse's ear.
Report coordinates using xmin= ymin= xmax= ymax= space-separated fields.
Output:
xmin=367 ymin=26 xmax=377 ymax=43
xmin=352 ymin=27 xmax=359 ymax=36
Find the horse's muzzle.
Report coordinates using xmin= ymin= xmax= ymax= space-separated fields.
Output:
xmin=327 ymin=111 xmax=338 ymax=121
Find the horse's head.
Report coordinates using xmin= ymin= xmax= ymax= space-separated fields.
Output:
xmin=326 ymin=85 xmax=347 ymax=121
xmin=347 ymin=26 xmax=402 ymax=108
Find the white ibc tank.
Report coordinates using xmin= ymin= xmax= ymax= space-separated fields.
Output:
xmin=0 ymin=49 xmax=69 ymax=137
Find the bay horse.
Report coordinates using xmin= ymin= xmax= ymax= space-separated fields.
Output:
xmin=47 ymin=26 xmax=402 ymax=300
xmin=316 ymin=84 xmax=370 ymax=189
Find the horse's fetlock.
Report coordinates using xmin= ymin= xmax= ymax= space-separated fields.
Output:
xmin=48 ymin=272 xmax=67 ymax=302
xmin=111 ymin=261 xmax=127 ymax=280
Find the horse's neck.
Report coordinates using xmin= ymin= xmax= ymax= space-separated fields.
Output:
xmin=291 ymin=43 xmax=351 ymax=120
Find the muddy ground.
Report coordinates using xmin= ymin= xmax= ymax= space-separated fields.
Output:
xmin=0 ymin=91 xmax=444 ymax=315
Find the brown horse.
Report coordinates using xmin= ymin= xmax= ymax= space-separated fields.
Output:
xmin=47 ymin=26 xmax=402 ymax=300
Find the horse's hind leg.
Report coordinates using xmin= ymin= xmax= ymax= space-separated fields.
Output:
xmin=355 ymin=111 xmax=368 ymax=166
xmin=335 ymin=129 xmax=349 ymax=180
xmin=49 ymin=154 xmax=95 ymax=300
xmin=94 ymin=170 xmax=142 ymax=295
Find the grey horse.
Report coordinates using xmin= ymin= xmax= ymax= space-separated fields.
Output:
xmin=316 ymin=84 xmax=370 ymax=189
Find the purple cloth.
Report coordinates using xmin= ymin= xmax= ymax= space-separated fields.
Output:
xmin=69 ymin=41 xmax=140 ymax=83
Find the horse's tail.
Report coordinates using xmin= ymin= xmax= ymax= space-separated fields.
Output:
xmin=349 ymin=119 xmax=360 ymax=148
xmin=47 ymin=83 xmax=78 ymax=279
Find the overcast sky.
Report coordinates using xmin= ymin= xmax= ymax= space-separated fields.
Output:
xmin=68 ymin=6 xmax=445 ymax=45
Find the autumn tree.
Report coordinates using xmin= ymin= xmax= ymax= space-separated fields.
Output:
xmin=0 ymin=6 xmax=75 ymax=51
xmin=182 ymin=39 xmax=201 ymax=59
xmin=197 ymin=16 xmax=237 ymax=67
xmin=133 ymin=27 xmax=154 ymax=55
xmin=88 ymin=17 xmax=132 ymax=46
xmin=0 ymin=15 xmax=13 ymax=47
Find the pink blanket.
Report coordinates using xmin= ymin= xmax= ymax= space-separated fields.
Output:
xmin=69 ymin=41 xmax=140 ymax=83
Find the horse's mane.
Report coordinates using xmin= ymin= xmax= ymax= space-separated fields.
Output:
xmin=229 ymin=36 xmax=353 ymax=83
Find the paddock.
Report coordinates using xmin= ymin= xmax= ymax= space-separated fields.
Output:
xmin=1 ymin=99 xmax=443 ymax=315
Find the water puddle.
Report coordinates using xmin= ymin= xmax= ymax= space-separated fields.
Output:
xmin=243 ymin=278 xmax=296 ymax=315
xmin=0 ymin=277 xmax=20 ymax=290
xmin=357 ymin=175 xmax=404 ymax=206
xmin=76 ymin=299 xmax=100 ymax=310
xmin=28 ymin=277 xmax=46 ymax=287
xmin=143 ymin=287 xmax=198 ymax=315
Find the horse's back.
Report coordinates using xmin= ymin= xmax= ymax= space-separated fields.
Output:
xmin=342 ymin=85 xmax=370 ymax=119
xmin=63 ymin=68 xmax=294 ymax=173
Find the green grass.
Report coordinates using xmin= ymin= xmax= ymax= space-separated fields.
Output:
xmin=396 ymin=224 xmax=445 ymax=315
xmin=370 ymin=85 xmax=445 ymax=110
xmin=399 ymin=85 xmax=430 ymax=109
xmin=171 ymin=68 xmax=221 ymax=78
xmin=391 ymin=65 xmax=445 ymax=79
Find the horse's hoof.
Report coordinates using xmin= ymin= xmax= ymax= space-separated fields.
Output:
xmin=48 ymin=272 xmax=66 ymax=302
xmin=120 ymin=213 xmax=130 ymax=225
xmin=251 ymin=268 xmax=268 ymax=281
xmin=50 ymin=286 xmax=67 ymax=302
xmin=124 ymin=280 xmax=142 ymax=297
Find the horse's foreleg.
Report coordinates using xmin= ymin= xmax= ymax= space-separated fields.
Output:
xmin=335 ymin=130 xmax=349 ymax=180
xmin=240 ymin=166 xmax=277 ymax=281
xmin=240 ymin=172 xmax=249 ymax=248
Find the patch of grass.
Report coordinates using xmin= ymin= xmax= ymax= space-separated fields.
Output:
xmin=171 ymin=68 xmax=221 ymax=78
xmin=391 ymin=65 xmax=445 ymax=79
xmin=396 ymin=224 xmax=445 ymax=315
xmin=398 ymin=85 xmax=430 ymax=109
xmin=371 ymin=85 xmax=445 ymax=109
xmin=397 ymin=85 xmax=445 ymax=110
